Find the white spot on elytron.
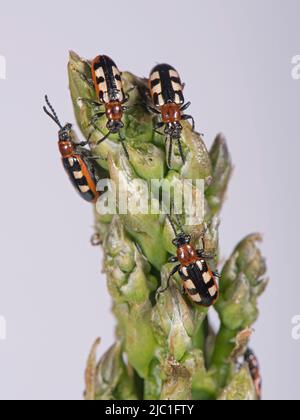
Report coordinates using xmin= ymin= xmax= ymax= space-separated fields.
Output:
xmin=102 ymin=91 xmax=109 ymax=103
xmin=196 ymin=261 xmax=203 ymax=271
xmin=150 ymin=71 xmax=160 ymax=81
xmin=169 ymin=69 xmax=180 ymax=79
xmin=185 ymin=279 xmax=195 ymax=290
xmin=112 ymin=66 xmax=120 ymax=76
xmin=112 ymin=67 xmax=124 ymax=100
xmin=174 ymin=93 xmax=182 ymax=104
xmin=171 ymin=80 xmax=182 ymax=92
xmin=191 ymin=294 xmax=202 ymax=303
xmin=209 ymin=285 xmax=217 ymax=297
xmin=68 ymin=158 xmax=74 ymax=166
xmin=152 ymin=83 xmax=161 ymax=95
xmin=112 ymin=67 xmax=121 ymax=84
xmin=100 ymin=80 xmax=108 ymax=91
xmin=158 ymin=93 xmax=165 ymax=106
xmin=203 ymin=272 xmax=211 ymax=284
xmin=95 ymin=67 xmax=108 ymax=98
xmin=79 ymin=185 xmax=90 ymax=193
xmin=100 ymin=81 xmax=108 ymax=94
xmin=95 ymin=67 xmax=105 ymax=79
xmin=181 ymin=267 xmax=188 ymax=277
xmin=73 ymin=171 xmax=83 ymax=180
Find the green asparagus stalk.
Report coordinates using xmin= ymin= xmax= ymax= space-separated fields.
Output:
xmin=67 ymin=51 xmax=268 ymax=401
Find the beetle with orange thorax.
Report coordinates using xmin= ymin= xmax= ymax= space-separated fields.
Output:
xmin=148 ymin=63 xmax=195 ymax=168
xmin=43 ymin=96 xmax=100 ymax=203
xmin=158 ymin=217 xmax=220 ymax=307
xmin=90 ymin=55 xmax=130 ymax=158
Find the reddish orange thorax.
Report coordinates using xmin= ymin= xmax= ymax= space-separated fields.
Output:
xmin=177 ymin=244 xmax=197 ymax=265
xmin=161 ymin=103 xmax=181 ymax=124
xmin=105 ymin=101 xmax=123 ymax=121
xmin=59 ymin=141 xmax=74 ymax=158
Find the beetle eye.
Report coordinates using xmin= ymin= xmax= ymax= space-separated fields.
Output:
xmin=185 ymin=235 xmax=191 ymax=243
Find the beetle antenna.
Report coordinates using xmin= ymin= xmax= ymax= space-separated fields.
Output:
xmin=43 ymin=95 xmax=63 ymax=129
xmin=166 ymin=214 xmax=178 ymax=237
xmin=173 ymin=206 xmax=185 ymax=235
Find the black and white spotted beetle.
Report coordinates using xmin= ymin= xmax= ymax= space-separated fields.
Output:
xmin=43 ymin=96 xmax=100 ymax=203
xmin=148 ymin=64 xmax=195 ymax=167
xmin=245 ymin=349 xmax=262 ymax=400
xmin=158 ymin=215 xmax=219 ymax=307
xmin=79 ymin=55 xmax=130 ymax=159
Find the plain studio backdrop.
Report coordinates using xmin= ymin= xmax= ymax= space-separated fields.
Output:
xmin=0 ymin=0 xmax=299 ymax=400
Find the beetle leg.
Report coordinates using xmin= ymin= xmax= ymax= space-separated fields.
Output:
xmin=156 ymin=264 xmax=181 ymax=296
xmin=87 ymin=113 xmax=109 ymax=142
xmin=196 ymin=249 xmax=205 ymax=258
xmin=124 ymin=85 xmax=137 ymax=100
xmin=177 ymin=138 xmax=185 ymax=164
xmin=181 ymin=101 xmax=191 ymax=112
xmin=197 ymin=226 xmax=209 ymax=251
xmin=146 ymin=104 xmax=161 ymax=115
xmin=78 ymin=140 xmax=89 ymax=147
xmin=122 ymin=96 xmax=130 ymax=104
xmin=181 ymin=114 xmax=195 ymax=131
xmin=86 ymin=113 xmax=106 ymax=139
xmin=73 ymin=68 xmax=94 ymax=89
xmin=167 ymin=137 xmax=173 ymax=168
xmin=78 ymin=97 xmax=103 ymax=108
xmin=91 ymin=112 xmax=106 ymax=123
xmin=203 ymin=253 xmax=217 ymax=260
xmin=85 ymin=155 xmax=107 ymax=162
xmin=91 ymin=233 xmax=101 ymax=247
xmin=96 ymin=130 xmax=112 ymax=145
xmin=154 ymin=121 xmax=165 ymax=136
xmin=119 ymin=132 xmax=130 ymax=160
xmin=197 ymin=249 xmax=216 ymax=260
xmin=87 ymin=121 xmax=106 ymax=142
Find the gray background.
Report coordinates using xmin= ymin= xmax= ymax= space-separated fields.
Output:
xmin=0 ymin=0 xmax=299 ymax=400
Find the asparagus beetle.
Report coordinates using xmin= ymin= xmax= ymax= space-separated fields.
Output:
xmin=245 ymin=349 xmax=262 ymax=400
xmin=43 ymin=96 xmax=100 ymax=203
xmin=148 ymin=63 xmax=195 ymax=167
xmin=158 ymin=215 xmax=219 ymax=307
xmin=80 ymin=55 xmax=130 ymax=159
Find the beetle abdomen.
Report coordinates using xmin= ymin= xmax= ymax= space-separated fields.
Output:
xmin=179 ymin=262 xmax=219 ymax=307
xmin=92 ymin=55 xmax=124 ymax=103
xmin=62 ymin=155 xmax=99 ymax=203
xmin=149 ymin=63 xmax=184 ymax=107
